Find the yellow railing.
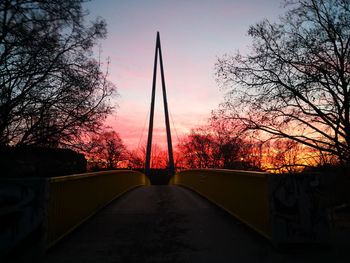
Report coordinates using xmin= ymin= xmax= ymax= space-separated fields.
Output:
xmin=47 ymin=170 xmax=148 ymax=247
xmin=173 ymin=169 xmax=271 ymax=239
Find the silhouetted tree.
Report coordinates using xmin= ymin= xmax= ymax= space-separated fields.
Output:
xmin=87 ymin=130 xmax=126 ymax=169
xmin=216 ymin=0 xmax=350 ymax=171
xmin=263 ymin=139 xmax=315 ymax=173
xmin=0 ymin=0 xmax=115 ymax=147
xmin=178 ymin=120 xmax=257 ymax=169
xmin=150 ymin=145 xmax=168 ymax=168
xmin=128 ymin=148 xmax=145 ymax=169
xmin=209 ymin=115 xmax=248 ymax=168
xmin=179 ymin=128 xmax=215 ymax=168
xmin=128 ymin=143 xmax=168 ymax=169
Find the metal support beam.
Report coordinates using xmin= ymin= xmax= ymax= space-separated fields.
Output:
xmin=157 ymin=33 xmax=175 ymax=175
xmin=145 ymin=32 xmax=175 ymax=176
xmin=145 ymin=33 xmax=158 ymax=177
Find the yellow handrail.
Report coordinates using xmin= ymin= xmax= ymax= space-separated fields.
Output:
xmin=47 ymin=170 xmax=148 ymax=247
xmin=173 ymin=169 xmax=271 ymax=239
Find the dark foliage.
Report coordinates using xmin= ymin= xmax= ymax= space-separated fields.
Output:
xmin=0 ymin=146 xmax=86 ymax=177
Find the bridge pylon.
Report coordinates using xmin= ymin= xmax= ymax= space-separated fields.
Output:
xmin=145 ymin=32 xmax=175 ymax=177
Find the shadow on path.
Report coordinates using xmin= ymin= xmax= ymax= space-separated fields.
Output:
xmin=44 ymin=186 xmax=349 ymax=263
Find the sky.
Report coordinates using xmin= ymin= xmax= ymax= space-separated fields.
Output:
xmin=84 ymin=0 xmax=285 ymax=150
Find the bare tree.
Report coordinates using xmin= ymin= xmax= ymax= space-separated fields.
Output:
xmin=128 ymin=143 xmax=168 ymax=169
xmin=177 ymin=121 xmax=256 ymax=169
xmin=128 ymin=147 xmax=146 ymax=169
xmin=263 ymin=139 xmax=315 ymax=173
xmin=87 ymin=130 xmax=126 ymax=169
xmin=209 ymin=115 xmax=248 ymax=168
xmin=178 ymin=128 xmax=215 ymax=168
xmin=0 ymin=0 xmax=115 ymax=147
xmin=150 ymin=144 xmax=168 ymax=168
xmin=216 ymin=0 xmax=350 ymax=170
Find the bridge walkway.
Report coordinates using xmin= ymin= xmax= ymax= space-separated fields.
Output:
xmin=44 ymin=185 xmax=345 ymax=263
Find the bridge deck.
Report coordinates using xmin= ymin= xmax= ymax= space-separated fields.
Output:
xmin=44 ymin=185 xmax=347 ymax=263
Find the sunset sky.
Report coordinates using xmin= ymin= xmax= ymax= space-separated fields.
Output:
xmin=84 ymin=0 xmax=284 ymax=150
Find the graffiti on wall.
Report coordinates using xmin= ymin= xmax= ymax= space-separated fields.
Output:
xmin=269 ymin=174 xmax=330 ymax=244
xmin=0 ymin=179 xmax=49 ymax=256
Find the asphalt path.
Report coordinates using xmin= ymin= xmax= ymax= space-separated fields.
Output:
xmin=44 ymin=185 xmax=349 ymax=263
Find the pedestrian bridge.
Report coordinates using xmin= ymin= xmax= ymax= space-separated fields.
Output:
xmin=1 ymin=169 xmax=344 ymax=262
xmin=47 ymin=169 xmax=270 ymax=248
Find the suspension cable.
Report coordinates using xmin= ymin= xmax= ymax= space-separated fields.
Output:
xmin=137 ymin=106 xmax=150 ymax=150
xmin=169 ymin=106 xmax=181 ymax=146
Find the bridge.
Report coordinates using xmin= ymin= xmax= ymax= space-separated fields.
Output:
xmin=1 ymin=33 xmax=349 ymax=262
xmin=1 ymin=169 xmax=349 ymax=262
